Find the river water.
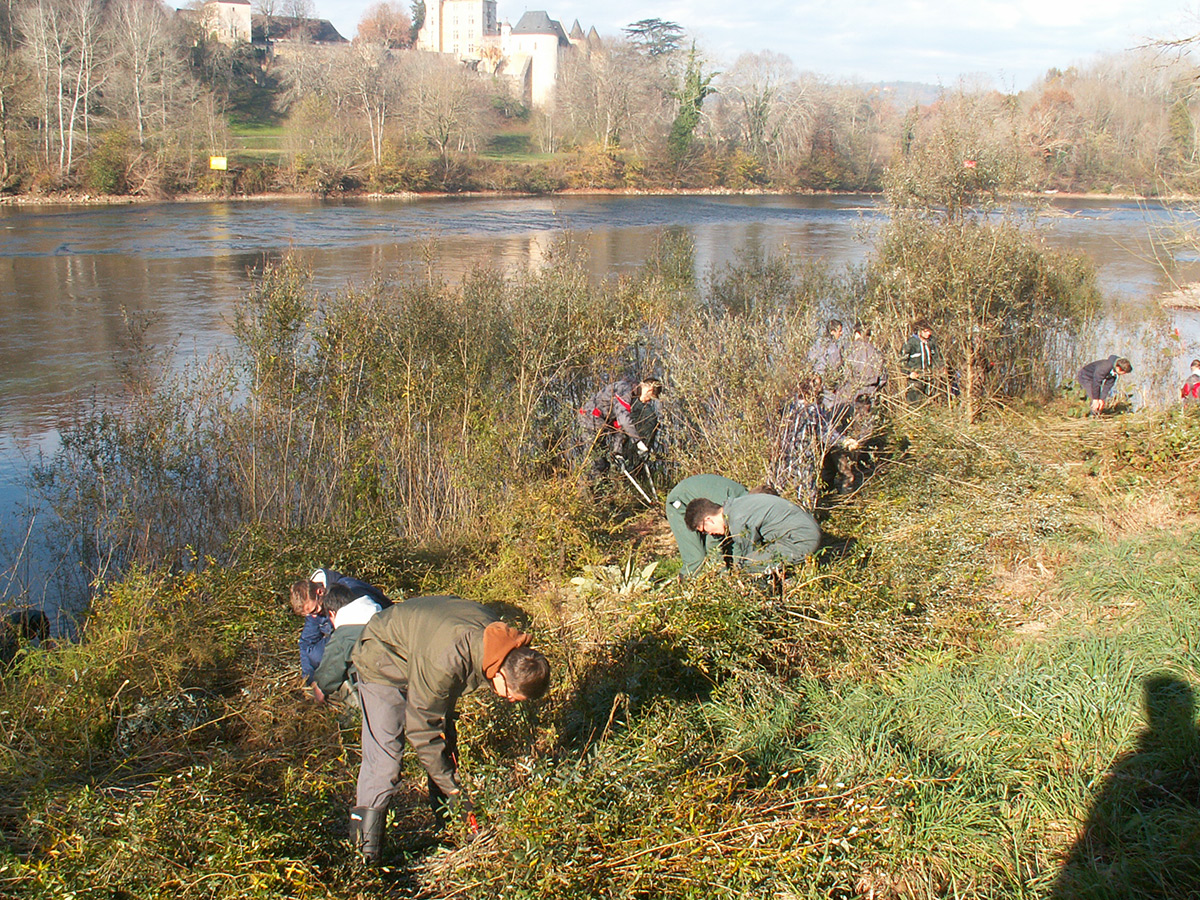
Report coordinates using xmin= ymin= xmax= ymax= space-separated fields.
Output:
xmin=2 ymin=193 xmax=1199 ymax=616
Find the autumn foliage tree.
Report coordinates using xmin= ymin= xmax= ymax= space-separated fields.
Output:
xmin=356 ymin=1 xmax=411 ymax=49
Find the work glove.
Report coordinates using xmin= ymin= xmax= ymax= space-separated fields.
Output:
xmin=636 ymin=441 xmax=649 ymax=457
xmin=446 ymin=791 xmax=480 ymax=837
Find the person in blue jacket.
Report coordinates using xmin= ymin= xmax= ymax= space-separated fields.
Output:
xmin=289 ymin=568 xmax=391 ymax=688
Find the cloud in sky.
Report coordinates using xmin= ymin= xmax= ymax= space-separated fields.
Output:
xmin=318 ymin=0 xmax=1195 ymax=89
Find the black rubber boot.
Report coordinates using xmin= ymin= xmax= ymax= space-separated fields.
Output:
xmin=349 ymin=806 xmax=387 ymax=862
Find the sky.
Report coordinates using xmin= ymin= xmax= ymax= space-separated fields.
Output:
xmin=317 ymin=0 xmax=1199 ymax=90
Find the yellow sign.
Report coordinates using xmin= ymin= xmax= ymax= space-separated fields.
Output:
xmin=209 ymin=156 xmax=228 ymax=171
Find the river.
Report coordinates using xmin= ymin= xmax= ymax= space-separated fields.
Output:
xmin=2 ymin=193 xmax=1199 ymax=618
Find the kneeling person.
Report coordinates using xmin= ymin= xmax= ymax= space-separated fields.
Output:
xmin=684 ymin=492 xmax=820 ymax=574
xmin=666 ymin=474 xmax=748 ymax=577
xmin=349 ymin=595 xmax=550 ymax=861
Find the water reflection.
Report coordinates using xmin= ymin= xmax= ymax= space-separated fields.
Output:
xmin=3 ymin=195 xmax=1198 ymax=438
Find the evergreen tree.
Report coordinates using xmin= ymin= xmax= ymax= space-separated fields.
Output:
xmin=668 ymin=45 xmax=715 ymax=170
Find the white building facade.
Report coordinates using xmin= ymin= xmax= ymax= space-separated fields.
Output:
xmin=199 ymin=0 xmax=252 ymax=44
xmin=416 ymin=2 xmax=597 ymax=108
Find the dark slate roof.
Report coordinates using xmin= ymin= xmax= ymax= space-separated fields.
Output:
xmin=511 ymin=10 xmax=568 ymax=44
xmin=251 ymin=14 xmax=347 ymax=44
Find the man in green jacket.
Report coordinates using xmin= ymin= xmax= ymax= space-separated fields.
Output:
xmin=348 ymin=595 xmax=550 ymax=861
xmin=684 ymin=492 xmax=821 ymax=574
xmin=665 ymin=474 xmax=748 ymax=577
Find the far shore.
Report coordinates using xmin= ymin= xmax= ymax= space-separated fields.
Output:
xmin=2 ymin=186 xmax=1196 ymax=209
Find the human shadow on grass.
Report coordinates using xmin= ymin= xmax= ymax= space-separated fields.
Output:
xmin=556 ymin=632 xmax=713 ymax=751
xmin=1051 ymin=673 xmax=1200 ymax=899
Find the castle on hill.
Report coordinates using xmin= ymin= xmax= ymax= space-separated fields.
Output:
xmin=416 ymin=1 xmax=600 ymax=108
xmin=191 ymin=0 xmax=596 ymax=109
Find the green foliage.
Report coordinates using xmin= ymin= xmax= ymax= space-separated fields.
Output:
xmin=410 ymin=0 xmax=426 ymax=44
xmin=623 ymin=18 xmax=684 ymax=58
xmin=84 ymin=130 xmax=132 ymax=195
xmin=722 ymin=149 xmax=769 ymax=189
xmin=1088 ymin=406 xmax=1200 ymax=499
xmin=804 ymin=527 xmax=1200 ymax=896
xmin=864 ymin=212 xmax=1100 ymax=415
xmin=668 ymin=46 xmax=717 ymax=172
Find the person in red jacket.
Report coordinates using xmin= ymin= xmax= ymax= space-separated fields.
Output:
xmin=1182 ymin=359 xmax=1200 ymax=402
xmin=577 ymin=377 xmax=663 ymax=473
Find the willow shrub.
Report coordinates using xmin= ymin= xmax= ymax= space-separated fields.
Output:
xmin=658 ymin=250 xmax=856 ymax=486
xmin=863 ymin=211 xmax=1101 ymax=419
xmin=33 ymin=235 xmax=871 ymax=601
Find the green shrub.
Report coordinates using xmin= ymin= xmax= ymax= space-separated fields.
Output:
xmin=863 ymin=213 xmax=1101 ymax=417
xmin=84 ymin=130 xmax=132 ymax=195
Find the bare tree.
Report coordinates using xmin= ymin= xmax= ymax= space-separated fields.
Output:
xmin=274 ymin=39 xmax=340 ymax=112
xmin=555 ymin=39 xmax=668 ymax=153
xmin=720 ymin=51 xmax=795 ymax=163
xmin=18 ymin=0 xmax=108 ymax=174
xmin=282 ymin=91 xmax=365 ymax=191
xmin=398 ymin=52 xmax=487 ymax=165
xmin=768 ymin=73 xmax=819 ymax=176
xmin=108 ymin=0 xmax=190 ymax=146
xmin=0 ymin=0 xmax=28 ymax=183
xmin=340 ymin=42 xmax=402 ymax=166
xmin=284 ymin=0 xmax=313 ymax=22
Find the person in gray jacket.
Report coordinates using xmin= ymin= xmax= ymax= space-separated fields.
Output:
xmin=834 ymin=321 xmax=888 ymax=404
xmin=1077 ymin=355 xmax=1131 ymax=415
xmin=683 ymin=492 xmax=821 ymax=574
xmin=578 ymin=377 xmax=663 ymax=472
xmin=347 ymin=596 xmax=550 ymax=861
xmin=810 ymin=319 xmax=844 ymax=373
xmin=665 ymin=474 xmax=749 ymax=577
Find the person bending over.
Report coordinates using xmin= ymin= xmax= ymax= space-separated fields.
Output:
xmin=347 ymin=595 xmax=550 ymax=861
xmin=684 ymin=492 xmax=821 ymax=575
xmin=1077 ymin=355 xmax=1131 ymax=415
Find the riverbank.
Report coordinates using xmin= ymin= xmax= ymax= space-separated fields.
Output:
xmin=2 ymin=185 xmax=1193 ymax=209
xmin=1 ymin=215 xmax=1195 ymax=895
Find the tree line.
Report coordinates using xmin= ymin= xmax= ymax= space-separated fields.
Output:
xmin=1 ymin=0 xmax=1199 ymax=197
